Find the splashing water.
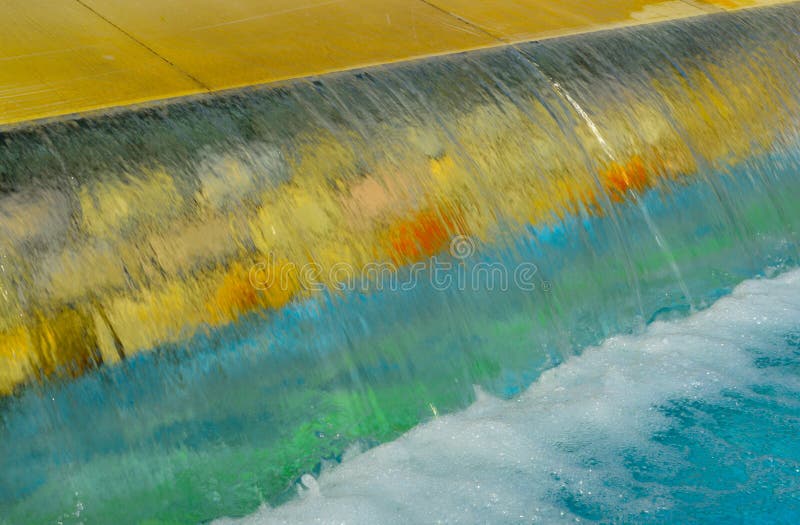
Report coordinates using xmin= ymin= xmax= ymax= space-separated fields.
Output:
xmin=214 ymin=268 xmax=800 ymax=525
xmin=1 ymin=4 xmax=800 ymax=524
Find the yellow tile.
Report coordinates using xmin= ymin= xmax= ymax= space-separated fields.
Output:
xmin=79 ymin=0 xmax=498 ymax=91
xmin=0 ymin=0 xmax=202 ymax=126
xmin=2 ymin=0 xmax=794 ymax=127
xmin=426 ymin=0 xmax=709 ymax=42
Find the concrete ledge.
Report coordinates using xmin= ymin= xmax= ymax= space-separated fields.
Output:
xmin=1 ymin=0 xmax=793 ymax=127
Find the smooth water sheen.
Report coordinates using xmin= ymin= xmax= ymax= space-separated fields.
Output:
xmin=216 ymin=268 xmax=800 ymax=524
xmin=1 ymin=4 xmax=800 ymax=524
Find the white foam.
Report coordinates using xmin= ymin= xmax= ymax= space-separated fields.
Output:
xmin=215 ymin=269 xmax=800 ymax=525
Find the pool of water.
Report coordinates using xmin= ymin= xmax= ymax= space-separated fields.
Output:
xmin=216 ymin=268 xmax=800 ymax=524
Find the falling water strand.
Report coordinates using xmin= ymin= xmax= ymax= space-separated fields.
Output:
xmin=552 ymin=80 xmax=695 ymax=308
xmin=505 ymin=48 xmax=647 ymax=320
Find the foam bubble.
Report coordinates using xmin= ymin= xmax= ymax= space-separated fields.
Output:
xmin=215 ymin=269 xmax=800 ymax=524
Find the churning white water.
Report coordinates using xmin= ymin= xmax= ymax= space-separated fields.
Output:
xmin=216 ymin=268 xmax=800 ymax=524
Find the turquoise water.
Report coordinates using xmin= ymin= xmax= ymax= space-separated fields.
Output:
xmin=2 ymin=147 xmax=799 ymax=524
xmin=217 ymin=268 xmax=800 ymax=524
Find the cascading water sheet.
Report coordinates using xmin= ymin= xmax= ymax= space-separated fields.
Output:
xmin=1 ymin=4 xmax=800 ymax=524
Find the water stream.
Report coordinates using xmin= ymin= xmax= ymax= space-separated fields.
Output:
xmin=1 ymin=4 xmax=799 ymax=523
